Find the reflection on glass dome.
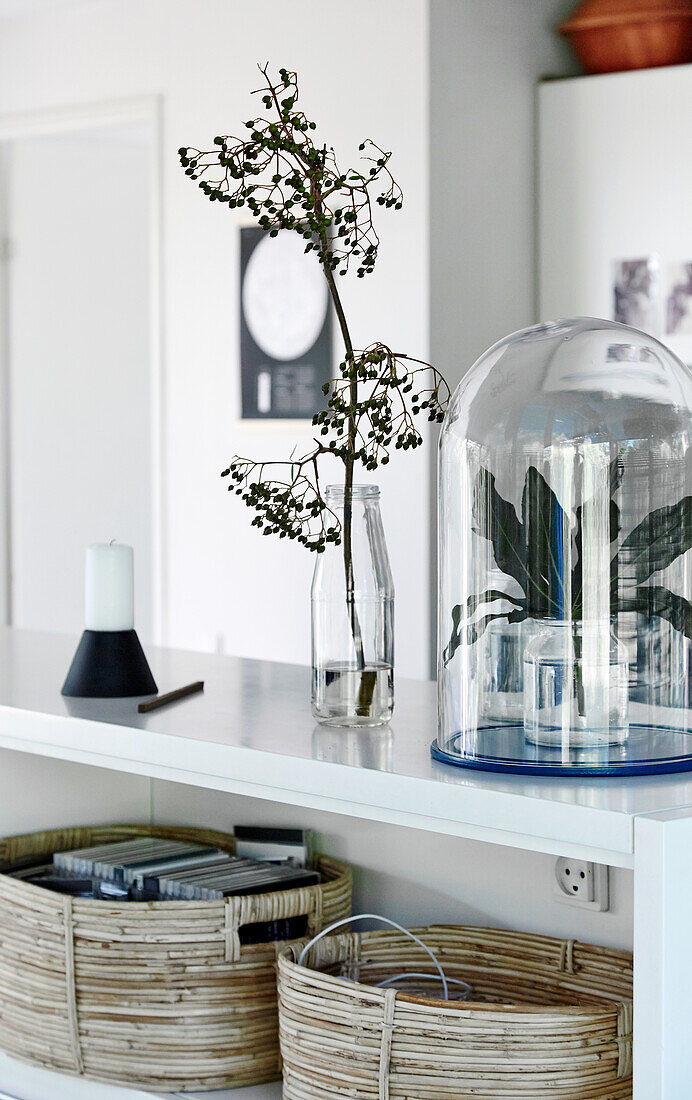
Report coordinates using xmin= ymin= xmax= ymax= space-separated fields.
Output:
xmin=434 ymin=317 xmax=692 ymax=776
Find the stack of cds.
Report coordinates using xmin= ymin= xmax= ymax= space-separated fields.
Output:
xmin=234 ymin=825 xmax=313 ymax=866
xmin=54 ymin=838 xmax=225 ymax=884
xmin=5 ymin=833 xmax=321 ymax=944
xmin=151 ymin=859 xmax=318 ymax=901
xmin=8 ymin=863 xmax=95 ymax=897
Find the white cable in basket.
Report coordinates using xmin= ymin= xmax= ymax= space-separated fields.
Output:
xmin=297 ymin=913 xmax=450 ymax=1001
xmin=376 ymin=972 xmax=471 ymax=999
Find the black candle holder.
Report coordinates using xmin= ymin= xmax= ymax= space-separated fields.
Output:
xmin=61 ymin=630 xmax=158 ymax=698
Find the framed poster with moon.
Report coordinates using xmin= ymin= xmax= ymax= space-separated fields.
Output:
xmin=240 ymin=226 xmax=332 ymax=419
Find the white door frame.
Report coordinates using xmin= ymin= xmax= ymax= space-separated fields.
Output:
xmin=0 ymin=95 xmax=165 ymax=643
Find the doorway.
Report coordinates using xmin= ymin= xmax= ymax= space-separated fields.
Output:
xmin=0 ymin=99 xmax=162 ymax=642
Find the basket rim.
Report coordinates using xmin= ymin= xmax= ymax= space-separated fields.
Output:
xmin=0 ymin=824 xmax=354 ymax=1092
xmin=277 ymin=922 xmax=633 ymax=1016
xmin=0 ymin=822 xmax=350 ymax=909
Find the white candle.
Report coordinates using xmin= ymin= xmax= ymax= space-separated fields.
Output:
xmin=85 ymin=542 xmax=134 ymax=632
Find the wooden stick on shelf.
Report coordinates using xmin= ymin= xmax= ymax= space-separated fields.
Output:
xmin=138 ymin=681 xmax=204 ymax=713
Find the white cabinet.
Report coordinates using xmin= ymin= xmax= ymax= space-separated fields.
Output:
xmin=0 ymin=628 xmax=690 ymax=1097
xmin=538 ymin=67 xmax=692 ymax=1097
xmin=539 ymin=63 xmax=692 ymax=368
xmin=0 ymin=1052 xmax=280 ymax=1099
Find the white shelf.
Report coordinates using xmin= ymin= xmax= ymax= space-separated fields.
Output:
xmin=0 ymin=1052 xmax=281 ymax=1099
xmin=0 ymin=628 xmax=692 ymax=867
xmin=173 ymin=1089 xmax=280 ymax=1100
xmin=0 ymin=626 xmax=691 ymax=1097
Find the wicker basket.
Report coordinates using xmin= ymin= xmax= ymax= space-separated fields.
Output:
xmin=277 ymin=924 xmax=633 ymax=1099
xmin=0 ymin=823 xmax=352 ymax=1092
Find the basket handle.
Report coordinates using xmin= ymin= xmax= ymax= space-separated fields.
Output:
xmin=224 ymin=883 xmax=323 ymax=963
xmin=297 ymin=913 xmax=449 ymax=1000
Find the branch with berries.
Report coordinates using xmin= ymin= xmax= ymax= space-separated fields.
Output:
xmin=221 ymin=343 xmax=449 ymax=552
xmin=179 ymin=65 xmax=402 ymax=279
xmin=180 ymin=64 xmax=450 ymax=675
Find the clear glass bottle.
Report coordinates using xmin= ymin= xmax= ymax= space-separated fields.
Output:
xmin=311 ymin=485 xmax=394 ymax=726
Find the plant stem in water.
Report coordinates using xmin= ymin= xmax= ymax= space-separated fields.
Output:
xmin=573 ymin=623 xmax=586 ymax=719
xmin=317 ymin=215 xmax=375 ymax=714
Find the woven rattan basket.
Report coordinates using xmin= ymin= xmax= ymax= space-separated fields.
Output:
xmin=0 ymin=823 xmax=351 ymax=1092
xmin=277 ymin=924 xmax=633 ymax=1099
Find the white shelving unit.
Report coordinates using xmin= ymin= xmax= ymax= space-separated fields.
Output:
xmin=0 ymin=627 xmax=690 ymax=1097
xmin=537 ymin=67 xmax=692 ymax=1099
xmin=0 ymin=1051 xmax=281 ymax=1099
xmin=538 ymin=64 xmax=692 ymax=369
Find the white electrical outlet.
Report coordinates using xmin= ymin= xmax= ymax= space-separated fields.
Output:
xmin=554 ymin=857 xmax=609 ymax=912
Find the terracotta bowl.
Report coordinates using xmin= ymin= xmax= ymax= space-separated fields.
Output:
xmin=559 ymin=0 xmax=692 ymax=74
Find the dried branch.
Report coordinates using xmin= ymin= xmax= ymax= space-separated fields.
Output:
xmin=222 ymin=343 xmax=449 ymax=550
xmin=180 ymin=64 xmax=402 ymax=279
xmin=181 ymin=65 xmax=450 ymax=558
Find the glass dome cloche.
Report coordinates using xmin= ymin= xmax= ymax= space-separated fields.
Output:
xmin=434 ymin=317 xmax=692 ymax=776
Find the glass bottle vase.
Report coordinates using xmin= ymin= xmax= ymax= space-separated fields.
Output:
xmin=311 ymin=485 xmax=394 ymax=726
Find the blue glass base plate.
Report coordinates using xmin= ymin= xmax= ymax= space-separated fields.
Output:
xmin=431 ymin=724 xmax=692 ymax=777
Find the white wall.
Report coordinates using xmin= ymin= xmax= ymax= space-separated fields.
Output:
xmin=430 ymin=0 xmax=577 ymax=393
xmin=427 ymin=0 xmax=577 ymax=671
xmin=0 ymin=0 xmax=580 ymax=679
xmin=0 ymin=747 xmax=150 ymax=835
xmin=0 ymin=0 xmax=432 ymax=676
xmin=151 ymin=779 xmax=634 ymax=952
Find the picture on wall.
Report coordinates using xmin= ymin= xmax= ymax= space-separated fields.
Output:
xmin=665 ymin=261 xmax=692 ymax=336
xmin=239 ymin=226 xmax=332 ymax=419
xmin=612 ymin=256 xmax=660 ymax=333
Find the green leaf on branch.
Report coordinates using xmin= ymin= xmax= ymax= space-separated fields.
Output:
xmin=521 ymin=466 xmax=565 ymax=618
xmin=462 ymin=590 xmax=525 ymax=618
xmin=619 ymin=495 xmax=692 ymax=582
xmin=443 ymin=596 xmax=527 ymax=665
xmin=629 ymin=586 xmax=692 ymax=641
xmin=471 ymin=465 xmax=565 ymax=619
xmin=449 ymin=454 xmax=692 ymax=662
xmin=472 ymin=470 xmax=526 ymax=589
xmin=572 ymin=455 xmax=623 ymax=617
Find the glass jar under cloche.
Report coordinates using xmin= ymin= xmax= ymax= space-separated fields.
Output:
xmin=434 ymin=317 xmax=692 ymax=776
